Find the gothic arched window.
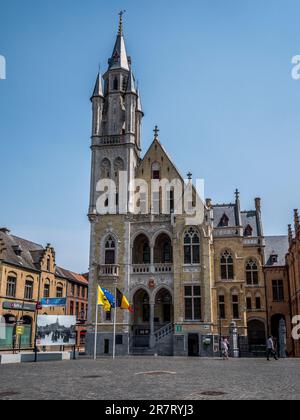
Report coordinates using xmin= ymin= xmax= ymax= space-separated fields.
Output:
xmin=113 ymin=77 xmax=119 ymax=91
xmin=105 ymin=236 xmax=116 ymax=265
xmin=232 ymin=290 xmax=240 ymax=319
xmin=220 ymin=250 xmax=234 ymax=280
xmin=184 ymin=228 xmax=200 ymax=265
xmin=246 ymin=259 xmax=259 ymax=285
xmin=101 ymin=158 xmax=111 ymax=179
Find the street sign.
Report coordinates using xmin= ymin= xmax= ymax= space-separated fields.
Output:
xmin=175 ymin=325 xmax=183 ymax=333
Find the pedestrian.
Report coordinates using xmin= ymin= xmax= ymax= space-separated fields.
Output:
xmin=266 ymin=336 xmax=278 ymax=361
xmin=221 ymin=337 xmax=229 ymax=360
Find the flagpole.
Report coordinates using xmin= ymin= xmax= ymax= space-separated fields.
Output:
xmin=113 ymin=282 xmax=117 ymax=359
xmin=94 ymin=296 xmax=99 ymax=361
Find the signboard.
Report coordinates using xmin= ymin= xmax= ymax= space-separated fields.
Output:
xmin=36 ymin=316 xmax=76 ymax=347
xmin=175 ymin=325 xmax=183 ymax=333
xmin=16 ymin=326 xmax=25 ymax=336
xmin=40 ymin=298 xmax=67 ymax=308
xmin=0 ymin=316 xmax=6 ymax=340
xmin=2 ymin=302 xmax=36 ymax=312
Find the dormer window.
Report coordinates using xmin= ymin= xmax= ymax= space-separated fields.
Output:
xmin=12 ymin=245 xmax=22 ymax=256
xmin=244 ymin=224 xmax=253 ymax=237
xmin=271 ymin=254 xmax=278 ymax=264
xmin=219 ymin=213 xmax=229 ymax=227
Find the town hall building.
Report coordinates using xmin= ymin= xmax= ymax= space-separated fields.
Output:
xmin=86 ymin=14 xmax=285 ymax=357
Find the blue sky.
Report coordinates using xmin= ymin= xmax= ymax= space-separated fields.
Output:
xmin=0 ymin=0 xmax=300 ymax=272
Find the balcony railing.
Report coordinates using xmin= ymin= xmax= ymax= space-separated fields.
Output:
xmin=99 ymin=265 xmax=120 ymax=278
xmin=132 ymin=264 xmax=173 ymax=274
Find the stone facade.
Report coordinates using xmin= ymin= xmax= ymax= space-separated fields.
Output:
xmin=286 ymin=210 xmax=300 ymax=357
xmin=86 ymin=16 xmax=277 ymax=358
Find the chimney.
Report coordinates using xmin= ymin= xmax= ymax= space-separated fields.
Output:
xmin=255 ymin=198 xmax=261 ymax=213
xmin=206 ymin=198 xmax=212 ymax=208
xmin=0 ymin=228 xmax=10 ymax=235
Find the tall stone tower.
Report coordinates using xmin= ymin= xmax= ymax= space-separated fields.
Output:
xmin=89 ymin=11 xmax=143 ymax=216
xmin=86 ymin=13 xmax=143 ymax=355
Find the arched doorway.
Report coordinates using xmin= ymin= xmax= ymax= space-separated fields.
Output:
xmin=154 ymin=234 xmax=173 ymax=264
xmin=248 ymin=320 xmax=266 ymax=348
xmin=132 ymin=289 xmax=150 ymax=348
xmin=132 ymin=234 xmax=151 ymax=265
xmin=154 ymin=289 xmax=173 ymax=327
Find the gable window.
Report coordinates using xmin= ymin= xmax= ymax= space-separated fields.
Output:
xmin=152 ymin=162 xmax=161 ymax=180
xmin=6 ymin=275 xmax=17 ymax=298
xmin=105 ymin=236 xmax=116 ymax=265
xmin=244 ymin=225 xmax=253 ymax=237
xmin=185 ymin=286 xmax=202 ymax=321
xmin=219 ymin=213 xmax=229 ymax=227
xmin=24 ymin=279 xmax=34 ymax=300
xmin=47 ymin=257 xmax=51 ymax=272
xmin=220 ymin=251 xmax=234 ymax=280
xmin=44 ymin=281 xmax=50 ymax=298
xmin=184 ymin=228 xmax=200 ymax=265
xmin=246 ymin=260 xmax=259 ymax=285
xmin=272 ymin=280 xmax=284 ymax=302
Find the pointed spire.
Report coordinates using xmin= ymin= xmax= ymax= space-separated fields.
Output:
xmin=108 ymin=12 xmax=130 ymax=71
xmin=235 ymin=189 xmax=242 ymax=228
xmin=294 ymin=209 xmax=299 ymax=232
xmin=137 ymin=89 xmax=143 ymax=114
xmin=126 ymin=69 xmax=137 ymax=94
xmin=288 ymin=224 xmax=293 ymax=244
xmin=91 ymin=72 xmax=104 ymax=99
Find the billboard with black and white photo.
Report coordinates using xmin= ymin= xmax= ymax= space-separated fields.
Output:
xmin=36 ymin=315 xmax=76 ymax=347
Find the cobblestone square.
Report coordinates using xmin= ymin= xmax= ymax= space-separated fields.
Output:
xmin=0 ymin=357 xmax=299 ymax=400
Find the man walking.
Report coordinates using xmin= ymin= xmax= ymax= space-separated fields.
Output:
xmin=267 ymin=336 xmax=278 ymax=361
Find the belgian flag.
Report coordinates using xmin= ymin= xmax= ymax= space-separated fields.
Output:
xmin=116 ymin=289 xmax=133 ymax=313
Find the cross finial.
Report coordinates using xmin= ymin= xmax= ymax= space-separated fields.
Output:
xmin=154 ymin=125 xmax=160 ymax=140
xmin=118 ymin=10 xmax=126 ymax=35
xmin=235 ymin=189 xmax=240 ymax=200
xmin=187 ymin=172 xmax=193 ymax=181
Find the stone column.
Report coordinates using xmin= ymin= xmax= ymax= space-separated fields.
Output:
xmin=149 ymin=303 xmax=156 ymax=349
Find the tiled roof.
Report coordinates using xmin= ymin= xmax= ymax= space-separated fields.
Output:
xmin=0 ymin=231 xmax=44 ymax=271
xmin=241 ymin=211 xmax=258 ymax=237
xmin=56 ymin=266 xmax=89 ymax=285
xmin=264 ymin=236 xmax=289 ymax=267
xmin=212 ymin=205 xmax=237 ymax=228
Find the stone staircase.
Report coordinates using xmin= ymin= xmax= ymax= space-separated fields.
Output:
xmin=131 ymin=324 xmax=174 ymax=356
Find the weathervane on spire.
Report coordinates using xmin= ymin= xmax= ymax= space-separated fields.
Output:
xmin=118 ymin=10 xmax=126 ymax=36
